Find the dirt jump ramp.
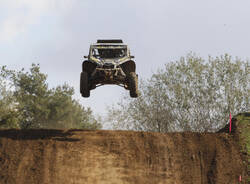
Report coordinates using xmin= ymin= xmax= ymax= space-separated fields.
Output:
xmin=0 ymin=129 xmax=245 ymax=184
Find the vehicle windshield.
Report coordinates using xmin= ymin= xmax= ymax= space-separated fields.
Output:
xmin=91 ymin=47 xmax=127 ymax=59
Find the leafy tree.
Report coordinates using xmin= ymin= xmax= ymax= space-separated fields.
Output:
xmin=0 ymin=64 xmax=101 ymax=129
xmin=108 ymin=54 xmax=249 ymax=132
xmin=0 ymin=66 xmax=19 ymax=128
xmin=10 ymin=64 xmax=50 ymax=128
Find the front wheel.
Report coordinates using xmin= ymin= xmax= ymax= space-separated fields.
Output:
xmin=80 ymin=72 xmax=90 ymax=97
xmin=128 ymin=72 xmax=139 ymax=98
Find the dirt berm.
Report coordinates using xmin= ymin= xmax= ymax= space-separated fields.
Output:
xmin=0 ymin=129 xmax=245 ymax=184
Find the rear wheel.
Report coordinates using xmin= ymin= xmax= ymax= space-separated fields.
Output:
xmin=128 ymin=72 xmax=138 ymax=98
xmin=80 ymin=72 xmax=90 ymax=97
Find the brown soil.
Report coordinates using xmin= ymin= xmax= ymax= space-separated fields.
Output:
xmin=0 ymin=129 xmax=245 ymax=184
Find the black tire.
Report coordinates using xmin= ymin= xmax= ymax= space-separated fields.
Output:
xmin=128 ymin=72 xmax=138 ymax=98
xmin=80 ymin=72 xmax=90 ymax=97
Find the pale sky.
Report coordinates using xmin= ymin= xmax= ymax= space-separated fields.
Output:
xmin=1 ymin=0 xmax=250 ymax=119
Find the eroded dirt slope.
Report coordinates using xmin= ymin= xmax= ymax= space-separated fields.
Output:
xmin=0 ymin=129 xmax=245 ymax=184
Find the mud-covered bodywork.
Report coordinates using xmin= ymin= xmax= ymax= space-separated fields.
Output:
xmin=80 ymin=40 xmax=138 ymax=97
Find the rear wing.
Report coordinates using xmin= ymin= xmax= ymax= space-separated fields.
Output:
xmin=97 ymin=39 xmax=123 ymax=43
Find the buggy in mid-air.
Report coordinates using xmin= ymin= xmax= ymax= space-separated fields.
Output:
xmin=80 ymin=39 xmax=138 ymax=98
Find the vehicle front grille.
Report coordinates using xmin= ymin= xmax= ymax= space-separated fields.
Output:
xmin=103 ymin=63 xmax=115 ymax=69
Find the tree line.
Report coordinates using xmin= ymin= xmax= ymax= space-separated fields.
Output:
xmin=1 ymin=54 xmax=249 ymax=131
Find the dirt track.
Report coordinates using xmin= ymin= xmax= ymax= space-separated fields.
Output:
xmin=0 ymin=129 xmax=245 ymax=184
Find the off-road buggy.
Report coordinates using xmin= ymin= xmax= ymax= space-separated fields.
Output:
xmin=80 ymin=39 xmax=139 ymax=98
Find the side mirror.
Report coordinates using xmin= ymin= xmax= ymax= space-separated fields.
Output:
xmin=84 ymin=56 xmax=88 ymax=58
xmin=130 ymin=56 xmax=135 ymax=59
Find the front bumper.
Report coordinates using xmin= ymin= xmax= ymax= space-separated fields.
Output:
xmin=90 ymin=67 xmax=126 ymax=83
